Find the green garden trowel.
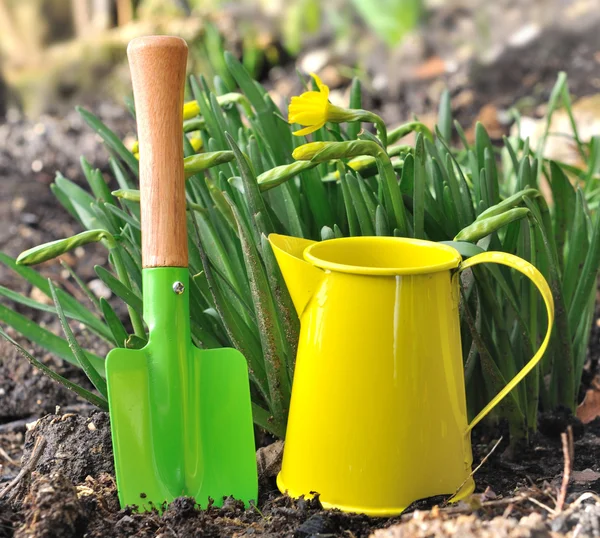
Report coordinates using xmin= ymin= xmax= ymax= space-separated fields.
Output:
xmin=106 ymin=36 xmax=257 ymax=511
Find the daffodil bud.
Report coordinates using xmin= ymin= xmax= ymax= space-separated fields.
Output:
xmin=292 ymin=140 xmax=385 ymax=162
xmin=184 ymin=151 xmax=235 ymax=178
xmin=112 ymin=189 xmax=140 ymax=202
xmin=475 ymin=188 xmax=539 ymax=222
xmin=189 ymin=137 xmax=203 ymax=152
xmin=455 ymin=208 xmax=530 ymax=242
xmin=17 ymin=230 xmax=117 ymax=266
xmin=257 ymin=161 xmax=319 ymax=191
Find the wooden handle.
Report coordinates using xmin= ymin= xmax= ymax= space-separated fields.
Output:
xmin=128 ymin=36 xmax=188 ymax=268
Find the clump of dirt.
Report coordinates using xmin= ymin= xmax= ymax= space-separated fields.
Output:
xmin=373 ymin=512 xmax=552 ymax=538
xmin=21 ymin=412 xmax=113 ymax=485
xmin=14 ymin=473 xmax=84 ymax=538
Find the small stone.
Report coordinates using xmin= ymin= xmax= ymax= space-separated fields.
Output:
xmin=88 ymin=279 xmax=112 ymax=300
xmin=26 ymin=419 xmax=39 ymax=431
xmin=31 ymin=159 xmax=43 ymax=172
xmin=33 ymin=122 xmax=46 ymax=135
xmin=12 ymin=196 xmax=26 ymax=212
xmin=30 ymin=287 xmax=53 ymax=305
xmin=572 ymin=468 xmax=600 ymax=483
xmin=88 ymin=422 xmax=97 ymax=431
xmin=299 ymin=48 xmax=330 ymax=75
xmin=21 ymin=212 xmax=39 ymax=225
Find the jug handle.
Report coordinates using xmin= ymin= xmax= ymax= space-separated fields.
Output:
xmin=458 ymin=251 xmax=554 ymax=433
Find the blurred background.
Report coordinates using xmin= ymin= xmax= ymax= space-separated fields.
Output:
xmin=1 ymin=0 xmax=598 ymax=121
xmin=0 ymin=0 xmax=599 ymax=263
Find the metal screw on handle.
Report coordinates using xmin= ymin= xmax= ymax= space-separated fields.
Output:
xmin=172 ymin=281 xmax=185 ymax=294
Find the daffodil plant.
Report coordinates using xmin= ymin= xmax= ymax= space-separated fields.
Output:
xmin=1 ymin=57 xmax=598 ymax=446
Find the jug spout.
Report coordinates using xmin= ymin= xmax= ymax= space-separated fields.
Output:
xmin=268 ymin=234 xmax=324 ymax=317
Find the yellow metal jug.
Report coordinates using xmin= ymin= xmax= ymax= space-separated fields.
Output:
xmin=269 ymin=234 xmax=554 ymax=516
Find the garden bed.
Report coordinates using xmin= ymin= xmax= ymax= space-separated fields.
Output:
xmin=1 ymin=98 xmax=600 ymax=538
xmin=3 ymin=2 xmax=600 ymax=536
xmin=2 ymin=406 xmax=600 ymax=537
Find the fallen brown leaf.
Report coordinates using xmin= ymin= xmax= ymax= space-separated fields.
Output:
xmin=571 ymin=468 xmax=600 ymax=483
xmin=576 ymin=376 xmax=600 ymax=424
xmin=412 ymin=56 xmax=446 ymax=81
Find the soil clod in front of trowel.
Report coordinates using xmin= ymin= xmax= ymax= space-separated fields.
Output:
xmin=21 ymin=411 xmax=113 ymax=484
xmin=14 ymin=472 xmax=84 ymax=538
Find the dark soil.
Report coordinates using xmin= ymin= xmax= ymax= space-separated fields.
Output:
xmin=2 ymin=409 xmax=600 ymax=537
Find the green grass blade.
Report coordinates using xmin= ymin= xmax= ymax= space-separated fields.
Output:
xmin=94 ymin=265 xmax=143 ymax=315
xmin=225 ymin=194 xmax=291 ymax=432
xmin=412 ymin=134 xmax=426 ymax=238
xmin=0 ymin=285 xmax=111 ymax=343
xmin=344 ymin=173 xmax=375 ymax=235
xmin=99 ymin=298 xmax=128 ymax=348
xmin=77 ymin=107 xmax=139 ymax=175
xmin=49 ymin=279 xmax=108 ymax=398
xmin=437 ymin=89 xmax=452 ymax=142
xmin=0 ymin=328 xmax=108 ymax=409
xmin=0 ymin=253 xmax=112 ymax=341
xmin=347 ymin=77 xmax=362 ymax=140
xmin=0 ymin=302 xmax=105 ymax=375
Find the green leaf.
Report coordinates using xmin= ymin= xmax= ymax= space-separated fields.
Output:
xmin=344 ymin=173 xmax=375 ymax=235
xmin=0 ymin=253 xmax=112 ymax=342
xmin=350 ymin=0 xmax=422 ymax=46
xmin=224 ymin=193 xmax=290 ymax=433
xmin=190 ymin=214 xmax=269 ymax=402
xmin=549 ymin=161 xmax=576 ymax=267
xmin=225 ymin=52 xmax=287 ymax=164
xmin=94 ymin=265 xmax=143 ymax=315
xmin=0 ymin=302 xmax=105 ymax=375
xmin=49 ymin=279 xmax=108 ymax=398
xmin=568 ymin=202 xmax=600 ymax=334
xmin=0 ymin=328 xmax=108 ymax=409
xmin=412 ymin=134 xmax=426 ymax=238
xmin=375 ymin=205 xmax=390 ymax=236
xmin=347 ymin=77 xmax=362 ymax=140
xmin=50 ymin=183 xmax=83 ymax=225
xmin=225 ymin=133 xmax=274 ymax=236
xmin=99 ymin=298 xmax=128 ymax=348
xmin=0 ymin=285 xmax=110 ymax=342
xmin=77 ymin=107 xmax=139 ymax=175
xmin=562 ymin=190 xmax=589 ymax=305
xmin=437 ymin=89 xmax=452 ymax=142
xmin=54 ymin=174 xmax=104 ymax=231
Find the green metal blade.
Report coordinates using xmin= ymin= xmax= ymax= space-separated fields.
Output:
xmin=106 ymin=267 xmax=257 ymax=510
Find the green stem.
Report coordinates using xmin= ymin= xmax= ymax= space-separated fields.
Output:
xmin=110 ymin=247 xmax=145 ymax=339
xmin=388 ymin=122 xmax=434 ymax=146
xmin=330 ymin=106 xmax=388 ymax=147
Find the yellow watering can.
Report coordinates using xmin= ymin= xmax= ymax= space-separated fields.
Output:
xmin=268 ymin=234 xmax=554 ymax=516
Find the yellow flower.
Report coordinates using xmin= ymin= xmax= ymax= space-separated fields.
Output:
xmin=288 ymin=74 xmax=332 ymax=136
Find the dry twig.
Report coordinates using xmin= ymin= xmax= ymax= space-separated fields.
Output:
xmin=0 ymin=435 xmax=46 ymax=501
xmin=0 ymin=445 xmax=17 ymax=466
xmin=443 ymin=436 xmax=503 ymax=506
xmin=555 ymin=426 xmax=574 ymax=513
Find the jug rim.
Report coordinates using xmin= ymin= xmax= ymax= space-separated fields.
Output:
xmin=304 ymin=236 xmax=462 ymax=276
